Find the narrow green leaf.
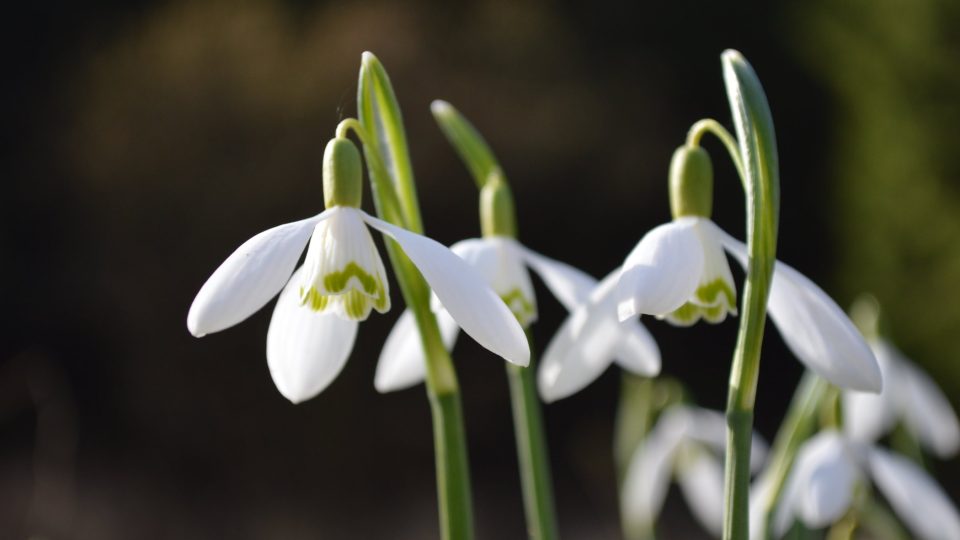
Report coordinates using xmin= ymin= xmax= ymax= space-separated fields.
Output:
xmin=430 ymin=100 xmax=502 ymax=188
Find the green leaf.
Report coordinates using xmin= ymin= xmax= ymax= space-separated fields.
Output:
xmin=430 ymin=100 xmax=503 ymax=188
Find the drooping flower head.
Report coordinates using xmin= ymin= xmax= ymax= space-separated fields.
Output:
xmin=616 ymin=144 xmax=881 ymax=393
xmin=621 ymin=404 xmax=768 ymax=538
xmin=374 ymin=176 xmax=658 ymax=393
xmin=768 ymin=430 xmax=960 ymax=540
xmin=187 ymin=136 xmax=528 ymax=403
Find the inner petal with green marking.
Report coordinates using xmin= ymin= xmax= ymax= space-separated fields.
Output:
xmin=299 ymin=261 xmax=390 ymax=321
xmin=501 ymin=288 xmax=537 ymax=328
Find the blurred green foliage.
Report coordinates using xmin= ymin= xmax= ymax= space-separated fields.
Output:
xmin=797 ymin=0 xmax=960 ymax=399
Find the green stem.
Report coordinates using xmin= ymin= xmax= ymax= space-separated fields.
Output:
xmin=756 ymin=372 xmax=829 ymax=539
xmin=506 ymin=333 xmax=559 ymax=540
xmin=858 ymin=492 xmax=911 ymax=540
xmin=717 ymin=51 xmax=780 ymax=540
xmin=687 ymin=118 xmax=746 ymax=183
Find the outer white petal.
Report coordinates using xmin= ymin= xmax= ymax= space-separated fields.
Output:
xmin=620 ymin=409 xmax=689 ymax=533
xmin=538 ymin=271 xmax=660 ymax=402
xmin=616 ymin=218 xmax=705 ymax=321
xmin=868 ymin=446 xmax=960 ymax=540
xmin=518 ymin=244 xmax=598 ymax=312
xmin=266 ymin=266 xmax=358 ymax=403
xmin=677 ymin=450 xmax=725 ymax=538
xmin=187 ymin=210 xmax=331 ymax=337
xmin=374 ymin=308 xmax=460 ymax=393
xmin=843 ymin=338 xmax=898 ymax=443
xmin=719 ymin=233 xmax=882 ymax=392
xmin=898 ymin=359 xmax=960 ymax=458
xmin=362 ymin=213 xmax=530 ymax=366
xmin=790 ymin=431 xmax=860 ymax=529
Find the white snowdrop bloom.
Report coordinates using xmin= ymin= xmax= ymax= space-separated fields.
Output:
xmin=615 ymin=144 xmax=881 ymax=393
xmin=843 ymin=337 xmax=960 ymax=458
xmin=773 ymin=430 xmax=960 ymax=540
xmin=621 ymin=405 xmax=768 ymax=538
xmin=187 ymin=137 xmax=528 ymax=403
xmin=373 ymin=235 xmax=613 ymax=393
xmin=537 ymin=268 xmax=661 ymax=402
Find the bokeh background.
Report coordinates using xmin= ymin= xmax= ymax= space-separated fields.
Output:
xmin=4 ymin=0 xmax=959 ymax=538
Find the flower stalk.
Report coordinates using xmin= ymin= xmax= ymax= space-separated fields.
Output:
xmin=356 ymin=53 xmax=473 ymax=539
xmin=433 ymin=100 xmax=559 ymax=540
xmin=715 ymin=50 xmax=781 ymax=540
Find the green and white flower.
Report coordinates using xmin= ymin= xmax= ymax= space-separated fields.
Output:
xmin=621 ymin=405 xmax=768 ymax=538
xmin=374 ymin=237 xmax=607 ymax=393
xmin=769 ymin=430 xmax=960 ymax=540
xmin=188 ymin=137 xmax=528 ymax=403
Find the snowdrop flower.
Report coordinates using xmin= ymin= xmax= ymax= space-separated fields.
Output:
xmin=616 ymin=145 xmax=881 ymax=392
xmin=772 ymin=430 xmax=960 ymax=540
xmin=374 ymin=177 xmax=659 ymax=394
xmin=844 ymin=337 xmax=960 ymax=458
xmin=621 ymin=405 xmax=768 ymax=537
xmin=187 ymin=137 xmax=528 ymax=403
xmin=537 ymin=268 xmax=661 ymax=402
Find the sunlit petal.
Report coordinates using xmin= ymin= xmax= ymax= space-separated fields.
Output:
xmin=898 ymin=358 xmax=960 ymax=458
xmin=677 ymin=450 xmax=725 ymax=537
xmin=621 ymin=408 xmax=689 ymax=533
xmin=682 ymin=406 xmax=768 ymax=471
xmin=719 ymin=233 xmax=882 ymax=392
xmin=843 ymin=339 xmax=899 ymax=443
xmin=539 ymin=270 xmax=659 ymax=402
xmin=518 ymin=244 xmax=598 ymax=311
xmin=868 ymin=446 xmax=960 ymax=540
xmin=450 ymin=237 xmax=537 ymax=327
xmin=266 ymin=266 xmax=358 ymax=403
xmin=616 ymin=218 xmax=705 ymax=321
xmin=791 ymin=431 xmax=860 ymax=529
xmin=187 ymin=210 xmax=331 ymax=337
xmin=362 ymin=213 xmax=529 ymax=366
xmin=374 ymin=308 xmax=460 ymax=393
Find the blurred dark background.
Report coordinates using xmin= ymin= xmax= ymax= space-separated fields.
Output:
xmin=3 ymin=0 xmax=959 ymax=538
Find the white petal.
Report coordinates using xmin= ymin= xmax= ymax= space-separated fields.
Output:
xmin=612 ymin=320 xmax=662 ymax=378
xmin=266 ymin=266 xmax=358 ymax=403
xmin=679 ymin=406 xmax=769 ymax=471
xmin=518 ymin=244 xmax=598 ymax=312
xmin=790 ymin=431 xmax=860 ymax=529
xmin=187 ymin=210 xmax=331 ymax=337
xmin=374 ymin=308 xmax=460 ymax=393
xmin=898 ymin=358 xmax=960 ymax=458
xmin=719 ymin=233 xmax=882 ymax=392
xmin=616 ymin=218 xmax=705 ymax=321
xmin=677 ymin=450 xmax=725 ymax=537
xmin=868 ymin=446 xmax=960 ymax=540
xmin=620 ymin=409 xmax=689 ymax=532
xmin=538 ymin=270 xmax=660 ymax=403
xmin=362 ymin=213 xmax=530 ymax=366
xmin=449 ymin=237 xmax=537 ymax=327
xmin=843 ymin=339 xmax=898 ymax=443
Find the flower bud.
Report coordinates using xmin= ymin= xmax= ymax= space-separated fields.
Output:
xmin=323 ymin=137 xmax=363 ymax=208
xmin=669 ymin=145 xmax=713 ymax=219
xmin=480 ymin=172 xmax=518 ymax=238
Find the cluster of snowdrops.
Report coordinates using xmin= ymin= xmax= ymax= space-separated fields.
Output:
xmin=186 ymin=51 xmax=960 ymax=540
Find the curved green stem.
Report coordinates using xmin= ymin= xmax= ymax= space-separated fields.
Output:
xmin=717 ymin=50 xmax=781 ymax=540
xmin=687 ymin=119 xmax=746 ymax=183
xmin=507 ymin=333 xmax=559 ymax=540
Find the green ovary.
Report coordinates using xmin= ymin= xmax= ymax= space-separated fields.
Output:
xmin=501 ymin=288 xmax=536 ymax=328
